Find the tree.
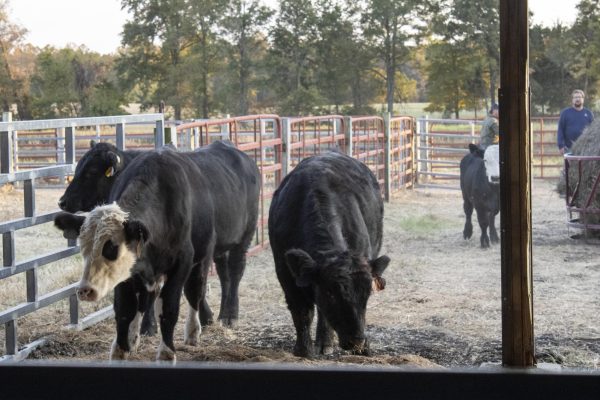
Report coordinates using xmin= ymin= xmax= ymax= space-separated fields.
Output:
xmin=361 ymin=0 xmax=434 ymax=115
xmin=118 ymin=0 xmax=223 ymax=119
xmin=570 ymin=0 xmax=600 ymax=103
xmin=0 ymin=0 xmax=32 ymax=119
xmin=530 ymin=23 xmax=578 ymax=114
xmin=267 ymin=0 xmax=322 ymax=115
xmin=219 ymin=0 xmax=273 ymax=115
xmin=424 ymin=40 xmax=474 ymax=118
xmin=30 ymin=47 xmax=125 ymax=118
xmin=431 ymin=0 xmax=500 ymax=108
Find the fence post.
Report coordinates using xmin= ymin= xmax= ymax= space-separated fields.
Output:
xmin=344 ymin=116 xmax=353 ymax=157
xmin=383 ymin=112 xmax=391 ymax=202
xmin=116 ymin=123 xmax=126 ymax=151
xmin=56 ymin=128 xmax=65 ymax=164
xmin=281 ymin=118 xmax=292 ymax=177
xmin=164 ymin=126 xmax=177 ymax=148
xmin=65 ymin=127 xmax=76 ymax=165
xmin=221 ymin=115 xmax=230 ymax=141
xmin=155 ymin=117 xmax=165 ymax=149
xmin=1 ymin=111 xmax=13 ymax=174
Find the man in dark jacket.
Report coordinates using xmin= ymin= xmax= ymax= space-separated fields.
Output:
xmin=557 ymin=89 xmax=594 ymax=154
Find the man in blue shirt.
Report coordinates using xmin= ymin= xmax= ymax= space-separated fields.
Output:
xmin=557 ymin=89 xmax=594 ymax=154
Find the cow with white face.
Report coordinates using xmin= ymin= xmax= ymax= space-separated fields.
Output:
xmin=55 ymin=141 xmax=260 ymax=361
xmin=460 ymin=143 xmax=500 ymax=248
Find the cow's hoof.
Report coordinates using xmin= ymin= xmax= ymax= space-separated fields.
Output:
xmin=110 ymin=340 xmax=129 ymax=361
xmin=184 ymin=337 xmax=198 ymax=346
xmin=140 ymin=322 xmax=157 ymax=336
xmin=184 ymin=309 xmax=201 ymax=345
xmin=157 ymin=342 xmax=177 ymax=362
xmin=219 ymin=317 xmax=238 ymax=329
xmin=315 ymin=343 xmax=334 ymax=355
xmin=293 ymin=344 xmax=314 ymax=359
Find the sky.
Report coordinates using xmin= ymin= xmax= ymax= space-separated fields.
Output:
xmin=7 ymin=0 xmax=580 ymax=55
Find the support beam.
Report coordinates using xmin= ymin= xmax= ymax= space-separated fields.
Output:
xmin=499 ymin=0 xmax=535 ymax=367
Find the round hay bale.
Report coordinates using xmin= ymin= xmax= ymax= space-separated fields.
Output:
xmin=557 ymin=119 xmax=600 ymax=233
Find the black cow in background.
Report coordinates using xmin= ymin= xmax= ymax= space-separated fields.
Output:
xmin=268 ymin=151 xmax=389 ymax=358
xmin=59 ymin=141 xmax=141 ymax=213
xmin=460 ymin=143 xmax=500 ymax=248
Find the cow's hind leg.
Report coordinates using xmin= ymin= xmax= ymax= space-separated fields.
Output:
xmin=463 ymin=200 xmax=474 ymax=239
xmin=183 ymin=253 xmax=213 ymax=346
xmin=139 ymin=287 xmax=158 ymax=336
xmin=476 ymin=208 xmax=490 ymax=248
xmin=157 ymin=245 xmax=194 ymax=362
xmin=315 ymin=311 xmax=334 ymax=355
xmin=217 ymin=245 xmax=248 ymax=328
xmin=489 ymin=211 xmax=499 ymax=244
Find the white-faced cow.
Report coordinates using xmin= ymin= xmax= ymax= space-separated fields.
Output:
xmin=460 ymin=143 xmax=500 ymax=248
xmin=58 ymin=141 xmax=161 ymax=335
xmin=55 ymin=141 xmax=260 ymax=361
xmin=268 ymin=151 xmax=390 ymax=358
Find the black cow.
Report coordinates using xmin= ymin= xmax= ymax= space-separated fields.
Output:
xmin=460 ymin=143 xmax=500 ymax=248
xmin=55 ymin=141 xmax=260 ymax=360
xmin=268 ymin=151 xmax=389 ymax=358
xmin=59 ymin=141 xmax=142 ymax=213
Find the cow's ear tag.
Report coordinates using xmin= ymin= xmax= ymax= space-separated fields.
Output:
xmin=105 ymin=167 xmax=115 ymax=177
xmin=371 ymin=276 xmax=386 ymax=292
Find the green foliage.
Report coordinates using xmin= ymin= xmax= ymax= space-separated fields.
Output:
xmin=30 ymin=47 xmax=125 ymax=118
xmin=1 ymin=0 xmax=599 ymax=120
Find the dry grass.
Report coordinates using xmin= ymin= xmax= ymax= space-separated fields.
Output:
xmin=1 ymin=180 xmax=599 ymax=370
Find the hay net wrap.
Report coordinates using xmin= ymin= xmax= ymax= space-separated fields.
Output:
xmin=559 ymin=119 xmax=600 ymax=224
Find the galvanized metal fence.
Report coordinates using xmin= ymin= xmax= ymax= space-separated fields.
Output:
xmin=0 ymin=113 xmax=165 ymax=361
xmin=1 ymin=112 xmax=414 ymax=361
xmin=415 ymin=116 xmax=562 ymax=189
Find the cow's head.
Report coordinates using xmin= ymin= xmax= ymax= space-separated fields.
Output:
xmin=483 ymin=144 xmax=500 ymax=184
xmin=58 ymin=141 xmax=125 ymax=212
xmin=54 ymin=203 xmax=148 ymax=302
xmin=285 ymin=249 xmax=389 ymax=354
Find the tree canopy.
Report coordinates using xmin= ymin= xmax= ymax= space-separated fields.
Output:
xmin=0 ymin=0 xmax=598 ymax=120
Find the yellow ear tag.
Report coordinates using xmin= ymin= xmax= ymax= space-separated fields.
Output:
xmin=105 ymin=167 xmax=115 ymax=177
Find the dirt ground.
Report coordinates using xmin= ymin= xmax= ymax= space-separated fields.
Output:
xmin=2 ymin=179 xmax=599 ymax=369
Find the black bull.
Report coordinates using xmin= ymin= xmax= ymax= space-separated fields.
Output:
xmin=55 ymin=141 xmax=260 ymax=359
xmin=268 ymin=151 xmax=389 ymax=358
xmin=460 ymin=143 xmax=500 ymax=248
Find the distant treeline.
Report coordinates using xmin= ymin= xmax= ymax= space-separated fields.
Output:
xmin=0 ymin=0 xmax=598 ymax=120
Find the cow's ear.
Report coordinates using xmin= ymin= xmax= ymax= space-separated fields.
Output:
xmin=285 ymin=249 xmax=317 ymax=287
xmin=54 ymin=212 xmax=85 ymax=240
xmin=468 ymin=143 xmax=479 ymax=154
xmin=123 ymin=220 xmax=149 ymax=244
xmin=90 ymin=140 xmax=97 ymax=148
xmin=369 ymin=255 xmax=390 ymax=291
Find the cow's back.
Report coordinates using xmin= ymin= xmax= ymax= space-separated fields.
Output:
xmin=269 ymin=151 xmax=383 ymax=259
xmin=188 ymin=141 xmax=260 ymax=252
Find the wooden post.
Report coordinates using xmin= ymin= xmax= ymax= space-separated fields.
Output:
xmin=499 ymin=0 xmax=535 ymax=367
